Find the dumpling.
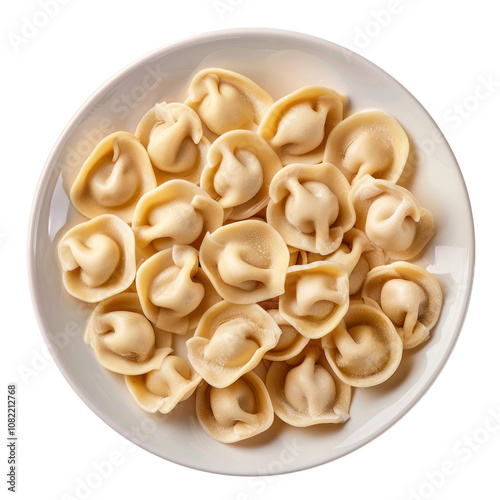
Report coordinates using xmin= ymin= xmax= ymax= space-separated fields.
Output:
xmin=322 ymin=302 xmax=403 ymax=387
xmin=349 ymin=174 xmax=434 ymax=260
xmin=85 ymin=292 xmax=172 ymax=375
xmin=125 ymin=353 xmax=201 ymax=414
xmin=200 ymin=130 xmax=282 ymax=220
xmin=258 ymin=86 xmax=345 ymax=165
xmin=70 ymin=132 xmax=156 ymax=223
xmin=267 ymin=163 xmax=355 ymax=255
xmin=361 ymin=262 xmax=443 ymax=349
xmin=135 ymin=102 xmax=210 ymax=185
xmin=136 ymin=245 xmax=221 ymax=334
xmin=279 ymin=261 xmax=350 ymax=339
xmin=199 ymin=220 xmax=289 ymax=304
xmin=185 ymin=68 xmax=273 ymax=138
xmin=288 ymin=248 xmax=309 ymax=267
xmin=57 ymin=214 xmax=136 ymax=303
xmin=263 ymin=309 xmax=309 ymax=362
xmin=196 ymin=371 xmax=273 ymax=443
xmin=324 ymin=109 xmax=409 ymax=184
xmin=321 ymin=228 xmax=386 ymax=295
xmin=132 ymin=179 xmax=224 ymax=257
xmin=186 ymin=301 xmax=281 ymax=388
xmin=266 ymin=345 xmax=351 ymax=427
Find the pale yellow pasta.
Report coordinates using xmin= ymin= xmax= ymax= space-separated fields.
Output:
xmin=135 ymin=102 xmax=210 ymax=185
xmin=258 ymin=86 xmax=345 ymax=165
xmin=57 ymin=67 xmax=444 ymax=445
xmin=70 ymin=132 xmax=156 ymax=222
xmin=57 ymin=214 xmax=136 ymax=303
xmin=324 ymin=109 xmax=409 ymax=184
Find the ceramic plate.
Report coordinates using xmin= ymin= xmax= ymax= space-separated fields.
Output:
xmin=28 ymin=28 xmax=474 ymax=475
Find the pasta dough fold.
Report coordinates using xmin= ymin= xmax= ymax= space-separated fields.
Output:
xmin=324 ymin=109 xmax=409 ymax=184
xmin=266 ymin=345 xmax=351 ymax=426
xmin=267 ymin=162 xmax=355 ymax=255
xmin=85 ymin=293 xmax=172 ymax=375
xmin=279 ymin=261 xmax=350 ymax=339
xmin=135 ymin=102 xmax=210 ymax=185
xmin=132 ymin=179 xmax=224 ymax=257
xmin=186 ymin=301 xmax=280 ymax=388
xmin=58 ymin=214 xmax=136 ymax=303
xmin=258 ymin=86 xmax=345 ymax=165
xmin=199 ymin=220 xmax=289 ymax=304
xmin=361 ymin=262 xmax=443 ymax=349
xmin=136 ymin=245 xmax=221 ymax=334
xmin=201 ymin=130 xmax=282 ymax=220
xmin=349 ymin=175 xmax=434 ymax=260
xmin=322 ymin=302 xmax=403 ymax=387
xmin=70 ymin=132 xmax=156 ymax=222
xmin=186 ymin=68 xmax=273 ymax=138
xmin=196 ymin=371 xmax=274 ymax=443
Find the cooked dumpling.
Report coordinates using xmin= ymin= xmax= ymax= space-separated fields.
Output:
xmin=279 ymin=261 xmax=349 ymax=339
xmin=135 ymin=102 xmax=210 ymax=185
xmin=132 ymin=179 xmax=224 ymax=257
xmin=263 ymin=309 xmax=309 ymax=362
xmin=85 ymin=292 xmax=172 ymax=375
xmin=185 ymin=68 xmax=273 ymax=138
xmin=186 ymin=301 xmax=280 ymax=388
xmin=324 ymin=109 xmax=409 ymax=184
xmin=267 ymin=163 xmax=355 ymax=255
xmin=70 ymin=132 xmax=156 ymax=223
xmin=288 ymin=248 xmax=309 ymax=267
xmin=322 ymin=302 xmax=403 ymax=387
xmin=258 ymin=86 xmax=345 ymax=165
xmin=361 ymin=262 xmax=443 ymax=349
xmin=136 ymin=245 xmax=221 ymax=334
xmin=196 ymin=371 xmax=273 ymax=443
xmin=199 ymin=220 xmax=289 ymax=304
xmin=58 ymin=214 xmax=136 ymax=303
xmin=320 ymin=228 xmax=386 ymax=295
xmin=200 ymin=130 xmax=282 ymax=220
xmin=125 ymin=353 xmax=201 ymax=413
xmin=266 ymin=345 xmax=351 ymax=427
xmin=349 ymin=175 xmax=434 ymax=260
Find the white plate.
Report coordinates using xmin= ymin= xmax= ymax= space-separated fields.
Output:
xmin=28 ymin=28 xmax=474 ymax=475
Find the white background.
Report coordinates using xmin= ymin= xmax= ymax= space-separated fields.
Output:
xmin=2 ymin=1 xmax=499 ymax=499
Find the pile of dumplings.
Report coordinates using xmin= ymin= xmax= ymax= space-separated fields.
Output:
xmin=57 ymin=68 xmax=443 ymax=443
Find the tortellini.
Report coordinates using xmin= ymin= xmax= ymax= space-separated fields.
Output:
xmin=361 ymin=262 xmax=443 ymax=349
xmin=258 ymin=86 xmax=345 ymax=165
xmin=349 ymin=174 xmax=434 ymax=260
xmin=136 ymin=245 xmax=221 ymax=334
xmin=266 ymin=345 xmax=351 ymax=426
xmin=186 ymin=301 xmax=280 ymax=388
xmin=186 ymin=68 xmax=273 ymax=138
xmin=322 ymin=302 xmax=403 ymax=387
xmin=84 ymin=293 xmax=172 ymax=375
xmin=132 ymin=179 xmax=224 ymax=257
xmin=200 ymin=130 xmax=282 ymax=220
xmin=267 ymin=162 xmax=355 ymax=255
xmin=58 ymin=67 xmax=445 ymax=445
xmin=196 ymin=371 xmax=274 ymax=443
xmin=199 ymin=220 xmax=289 ymax=304
xmin=125 ymin=353 xmax=201 ymax=414
xmin=314 ymin=228 xmax=386 ymax=295
xmin=324 ymin=109 xmax=409 ymax=184
xmin=279 ymin=261 xmax=350 ymax=339
xmin=263 ymin=309 xmax=309 ymax=362
xmin=57 ymin=214 xmax=136 ymax=303
xmin=135 ymin=102 xmax=210 ymax=185
xmin=70 ymin=132 xmax=156 ymax=222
